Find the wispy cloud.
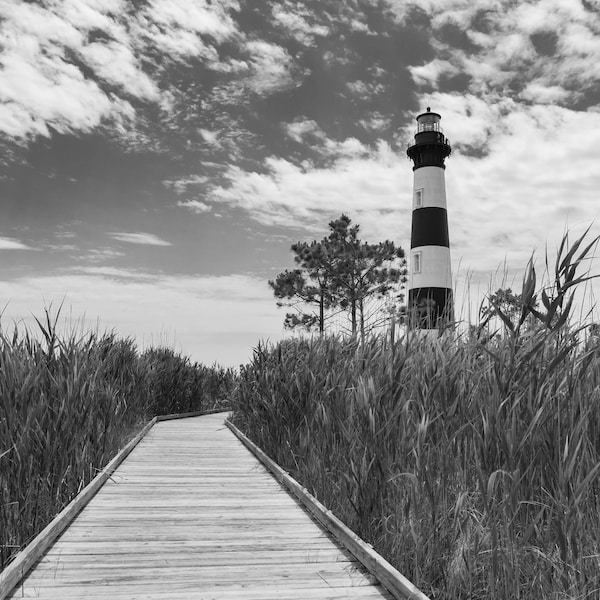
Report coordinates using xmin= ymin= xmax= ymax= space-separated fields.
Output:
xmin=207 ymin=142 xmax=407 ymax=239
xmin=243 ymin=40 xmax=298 ymax=95
xmin=176 ymin=200 xmax=211 ymax=213
xmin=55 ymin=231 xmax=77 ymax=239
xmin=76 ymin=266 xmax=158 ymax=281
xmin=0 ymin=270 xmax=281 ymax=366
xmin=164 ymin=175 xmax=209 ymax=194
xmin=78 ymin=40 xmax=159 ymax=101
xmin=271 ymin=1 xmax=330 ymax=45
xmin=285 ymin=120 xmax=369 ymax=158
xmin=109 ymin=232 xmax=172 ymax=246
xmin=0 ymin=237 xmax=34 ymax=250
xmin=79 ymin=248 xmax=126 ymax=262
xmin=139 ymin=0 xmax=238 ymax=56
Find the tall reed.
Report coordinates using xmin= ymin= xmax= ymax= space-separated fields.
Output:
xmin=0 ymin=313 xmax=236 ymax=570
xmin=232 ymin=231 xmax=600 ymax=599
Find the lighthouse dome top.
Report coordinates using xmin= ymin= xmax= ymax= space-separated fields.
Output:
xmin=415 ymin=107 xmax=443 ymax=134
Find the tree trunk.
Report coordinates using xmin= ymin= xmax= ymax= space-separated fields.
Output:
xmin=319 ymin=286 xmax=325 ymax=334
xmin=359 ymin=297 xmax=365 ymax=340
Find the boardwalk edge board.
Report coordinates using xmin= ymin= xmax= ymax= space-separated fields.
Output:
xmin=226 ymin=419 xmax=432 ymax=600
xmin=0 ymin=408 xmax=227 ymax=600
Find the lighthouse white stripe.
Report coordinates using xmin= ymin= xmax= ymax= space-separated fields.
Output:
xmin=409 ymin=246 xmax=452 ymax=290
xmin=413 ymin=166 xmax=447 ymax=210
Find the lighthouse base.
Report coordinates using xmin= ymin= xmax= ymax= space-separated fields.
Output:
xmin=408 ymin=287 xmax=453 ymax=330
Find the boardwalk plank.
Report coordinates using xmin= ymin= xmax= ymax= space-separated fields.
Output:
xmin=35 ymin=550 xmax=354 ymax=568
xmin=4 ymin=413 xmax=395 ymax=600
xmin=22 ymin=564 xmax=377 ymax=585
xmin=11 ymin=585 xmax=395 ymax=600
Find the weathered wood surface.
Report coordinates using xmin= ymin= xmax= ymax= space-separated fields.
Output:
xmin=5 ymin=413 xmax=394 ymax=599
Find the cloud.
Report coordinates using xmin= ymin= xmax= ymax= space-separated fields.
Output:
xmin=55 ymin=231 xmax=77 ymax=239
xmin=0 ymin=237 xmax=33 ymax=250
xmin=0 ymin=50 xmax=123 ymax=139
xmin=164 ymin=175 xmax=210 ymax=194
xmin=75 ymin=266 xmax=158 ymax=281
xmin=0 ymin=270 xmax=282 ymax=367
xmin=198 ymin=129 xmax=222 ymax=148
xmin=271 ymin=2 xmax=330 ymax=45
xmin=285 ymin=120 xmax=369 ymax=157
xmin=79 ymin=248 xmax=126 ymax=263
xmin=177 ymin=200 xmax=212 ymax=213
xmin=59 ymin=0 xmax=126 ymax=32
xmin=78 ymin=40 xmax=159 ymax=101
xmin=520 ymin=82 xmax=571 ymax=104
xmin=141 ymin=0 xmax=238 ymax=44
xmin=109 ymin=232 xmax=172 ymax=246
xmin=243 ymin=40 xmax=297 ymax=95
xmin=0 ymin=0 xmax=242 ymax=141
xmin=0 ymin=0 xmax=141 ymax=139
xmin=286 ymin=119 xmax=324 ymax=144
xmin=43 ymin=244 xmax=78 ymax=252
xmin=359 ymin=114 xmax=391 ymax=133
xmin=208 ymin=142 xmax=408 ymax=240
xmin=408 ymin=59 xmax=459 ymax=87
xmin=402 ymin=0 xmax=600 ymax=108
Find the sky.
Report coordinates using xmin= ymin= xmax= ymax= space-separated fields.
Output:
xmin=1 ymin=0 xmax=600 ymax=367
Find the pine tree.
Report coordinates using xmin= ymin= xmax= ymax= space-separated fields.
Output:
xmin=269 ymin=214 xmax=407 ymax=336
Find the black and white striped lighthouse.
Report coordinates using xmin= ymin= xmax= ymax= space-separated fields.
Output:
xmin=406 ymin=107 xmax=453 ymax=331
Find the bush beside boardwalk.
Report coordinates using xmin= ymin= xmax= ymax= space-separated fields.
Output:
xmin=0 ymin=316 xmax=236 ymax=570
xmin=232 ymin=329 xmax=600 ymax=599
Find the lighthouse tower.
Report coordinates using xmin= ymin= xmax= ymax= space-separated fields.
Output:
xmin=406 ymin=107 xmax=453 ymax=331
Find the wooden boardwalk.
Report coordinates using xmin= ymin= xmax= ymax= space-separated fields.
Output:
xmin=6 ymin=413 xmax=396 ymax=599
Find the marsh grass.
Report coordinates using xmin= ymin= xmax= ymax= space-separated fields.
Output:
xmin=0 ymin=313 xmax=236 ymax=570
xmin=232 ymin=231 xmax=600 ymax=599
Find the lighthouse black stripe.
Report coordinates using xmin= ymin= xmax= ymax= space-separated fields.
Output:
xmin=406 ymin=135 xmax=451 ymax=170
xmin=410 ymin=207 xmax=450 ymax=249
xmin=408 ymin=287 xmax=454 ymax=328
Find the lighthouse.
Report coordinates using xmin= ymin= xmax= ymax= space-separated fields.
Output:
xmin=406 ymin=107 xmax=453 ymax=331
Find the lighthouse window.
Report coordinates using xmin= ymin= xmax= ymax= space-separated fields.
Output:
xmin=415 ymin=188 xmax=423 ymax=207
xmin=413 ymin=252 xmax=422 ymax=274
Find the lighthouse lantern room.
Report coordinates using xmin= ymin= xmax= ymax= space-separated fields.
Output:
xmin=406 ymin=107 xmax=453 ymax=331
